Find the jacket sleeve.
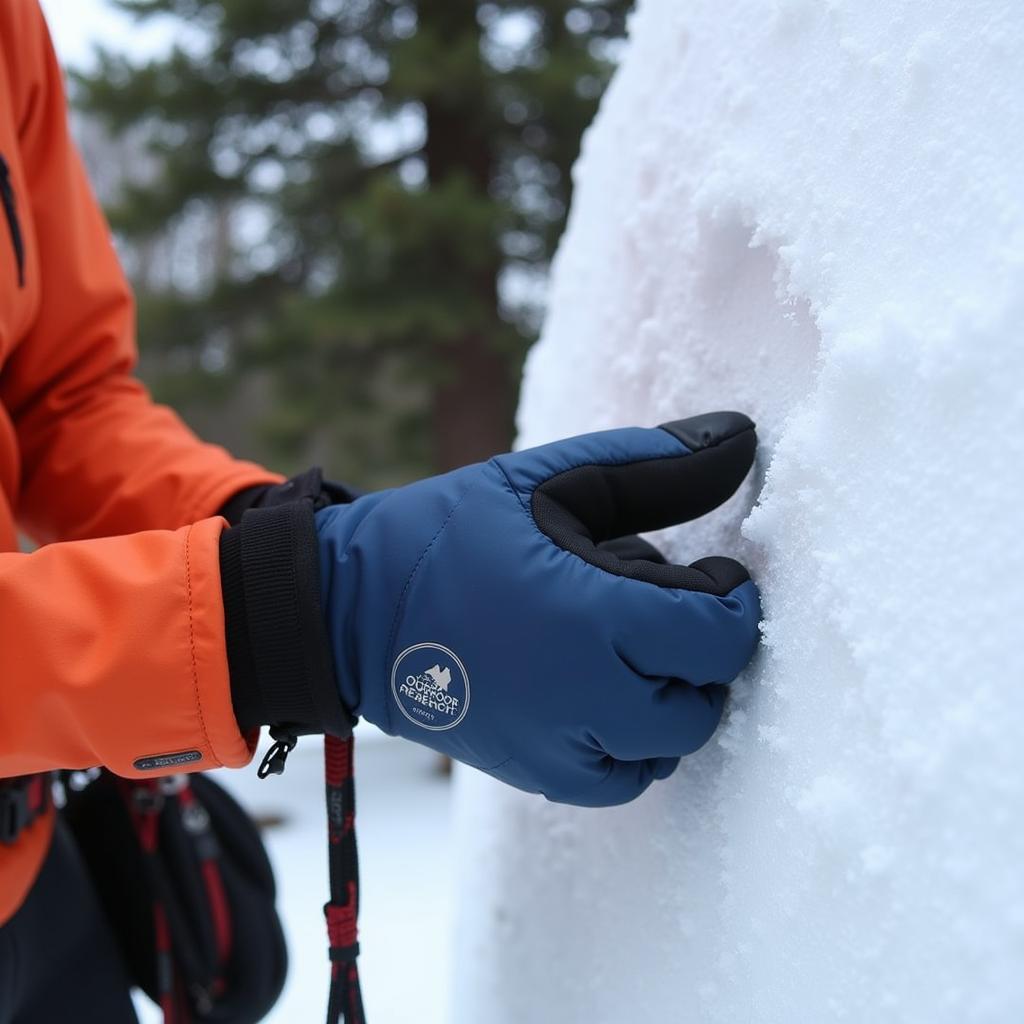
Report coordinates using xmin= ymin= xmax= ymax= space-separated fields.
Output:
xmin=0 ymin=518 xmax=252 ymax=777
xmin=0 ymin=0 xmax=281 ymax=544
xmin=0 ymin=3 xmax=281 ymax=777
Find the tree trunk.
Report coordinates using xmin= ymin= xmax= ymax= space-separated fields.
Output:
xmin=433 ymin=330 xmax=517 ymax=472
xmin=420 ymin=0 xmax=517 ymax=472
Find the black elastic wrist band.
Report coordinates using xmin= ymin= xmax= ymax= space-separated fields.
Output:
xmin=220 ymin=500 xmax=353 ymax=740
xmin=221 ymin=526 xmax=264 ymax=732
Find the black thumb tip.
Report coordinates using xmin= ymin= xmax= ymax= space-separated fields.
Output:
xmin=660 ymin=411 xmax=755 ymax=452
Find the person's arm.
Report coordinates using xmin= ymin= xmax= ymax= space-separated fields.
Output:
xmin=0 ymin=472 xmax=345 ymax=779
xmin=0 ymin=2 xmax=292 ymax=778
xmin=0 ymin=520 xmax=252 ymax=777
xmin=0 ymin=0 xmax=279 ymax=544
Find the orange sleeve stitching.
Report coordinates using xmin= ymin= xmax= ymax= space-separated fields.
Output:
xmin=184 ymin=523 xmax=216 ymax=763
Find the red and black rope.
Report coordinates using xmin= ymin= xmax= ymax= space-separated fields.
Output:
xmin=122 ymin=777 xmax=233 ymax=1024
xmin=324 ymin=735 xmax=364 ymax=1024
xmin=0 ymin=773 xmax=51 ymax=845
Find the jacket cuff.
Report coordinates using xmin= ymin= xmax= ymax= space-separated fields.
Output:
xmin=220 ymin=499 xmax=353 ymax=740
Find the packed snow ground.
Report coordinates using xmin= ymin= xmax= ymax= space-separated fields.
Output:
xmin=453 ymin=1 xmax=1024 ymax=1022
xmin=132 ymin=729 xmax=453 ymax=1024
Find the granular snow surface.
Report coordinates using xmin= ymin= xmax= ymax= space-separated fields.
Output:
xmin=453 ymin=1 xmax=1024 ymax=1022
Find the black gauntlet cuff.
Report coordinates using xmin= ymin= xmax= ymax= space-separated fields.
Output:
xmin=219 ymin=469 xmax=355 ymax=740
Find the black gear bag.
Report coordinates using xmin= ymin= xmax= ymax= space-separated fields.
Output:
xmin=62 ymin=769 xmax=288 ymax=1024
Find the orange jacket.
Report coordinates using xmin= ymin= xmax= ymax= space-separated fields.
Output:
xmin=0 ymin=1 xmax=282 ymax=924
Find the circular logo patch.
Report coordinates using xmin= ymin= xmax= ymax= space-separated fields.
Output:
xmin=391 ymin=643 xmax=470 ymax=731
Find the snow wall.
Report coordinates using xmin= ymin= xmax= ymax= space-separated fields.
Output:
xmin=451 ymin=1 xmax=1024 ymax=1022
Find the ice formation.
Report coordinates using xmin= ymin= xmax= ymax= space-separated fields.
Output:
xmin=452 ymin=1 xmax=1024 ymax=1021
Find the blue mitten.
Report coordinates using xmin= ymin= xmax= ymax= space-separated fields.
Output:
xmin=316 ymin=412 xmax=760 ymax=806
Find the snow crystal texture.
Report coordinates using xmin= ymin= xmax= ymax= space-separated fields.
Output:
xmin=452 ymin=1 xmax=1024 ymax=1021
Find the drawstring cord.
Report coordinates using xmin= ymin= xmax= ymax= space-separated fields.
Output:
xmin=259 ymin=732 xmax=364 ymax=1023
xmin=0 ymin=154 xmax=25 ymax=288
xmin=323 ymin=735 xmax=364 ymax=1023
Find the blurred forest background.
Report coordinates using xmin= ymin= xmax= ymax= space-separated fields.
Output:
xmin=70 ymin=0 xmax=631 ymax=488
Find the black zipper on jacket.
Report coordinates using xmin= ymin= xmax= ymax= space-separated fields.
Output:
xmin=0 ymin=153 xmax=25 ymax=288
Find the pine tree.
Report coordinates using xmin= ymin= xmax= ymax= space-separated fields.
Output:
xmin=73 ymin=0 xmax=630 ymax=485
